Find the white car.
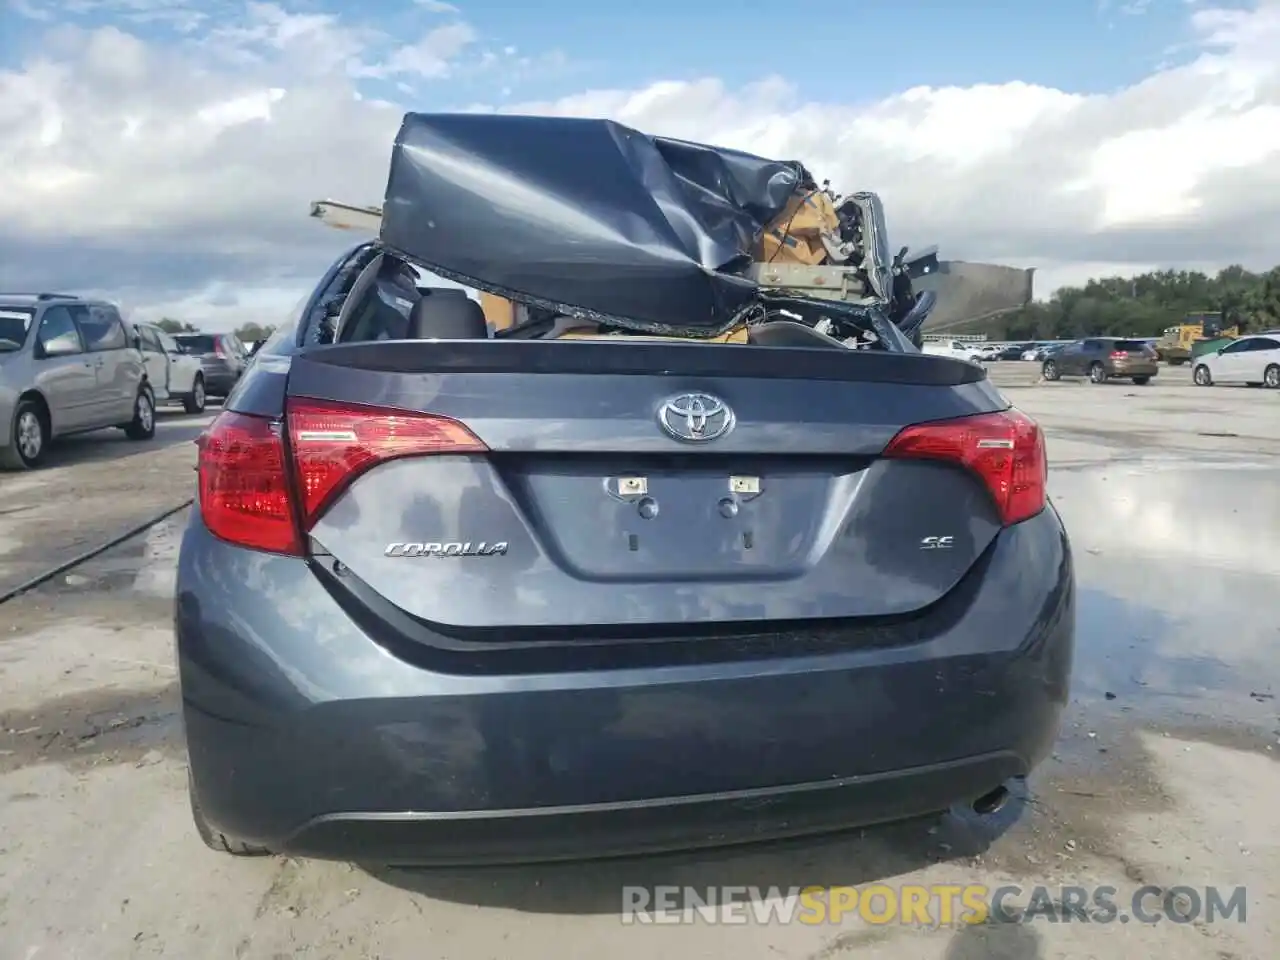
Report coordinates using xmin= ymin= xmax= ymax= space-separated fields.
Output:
xmin=1192 ymin=334 xmax=1280 ymax=389
xmin=922 ymin=339 xmax=985 ymax=363
xmin=133 ymin=322 xmax=208 ymax=412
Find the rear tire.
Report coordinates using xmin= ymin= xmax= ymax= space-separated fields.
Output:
xmin=188 ymin=772 xmax=272 ymax=857
xmin=123 ymin=386 xmax=156 ymax=440
xmin=1193 ymin=364 xmax=1213 ymax=387
xmin=1132 ymin=376 xmax=1150 ymax=385
xmin=0 ymin=398 xmax=48 ymax=470
xmin=183 ymin=375 xmax=206 ymax=414
xmin=1089 ymin=362 xmax=1108 ymax=384
xmin=1041 ymin=360 xmax=1060 ymax=381
xmin=1265 ymin=364 xmax=1280 ymax=389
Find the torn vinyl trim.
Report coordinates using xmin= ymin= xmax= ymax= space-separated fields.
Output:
xmin=379 ymin=114 xmax=808 ymax=334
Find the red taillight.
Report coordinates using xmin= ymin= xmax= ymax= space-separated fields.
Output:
xmin=1110 ymin=350 xmax=1127 ymax=359
xmin=287 ymin=397 xmax=486 ymax=529
xmin=197 ymin=411 xmax=302 ymax=555
xmin=196 ymin=400 xmax=487 ymax=555
xmin=214 ymin=340 xmax=227 ymax=357
xmin=882 ymin=409 xmax=1047 ymax=525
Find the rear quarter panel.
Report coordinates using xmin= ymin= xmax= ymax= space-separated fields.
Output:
xmin=109 ymin=347 xmax=146 ymax=419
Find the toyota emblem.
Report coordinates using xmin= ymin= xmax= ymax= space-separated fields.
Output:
xmin=657 ymin=393 xmax=735 ymax=443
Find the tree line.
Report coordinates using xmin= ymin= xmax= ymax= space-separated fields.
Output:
xmin=952 ymin=264 xmax=1280 ymax=341
xmin=148 ymin=262 xmax=1280 ymax=346
xmin=155 ymin=318 xmax=276 ymax=343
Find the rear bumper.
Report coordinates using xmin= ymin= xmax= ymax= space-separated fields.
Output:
xmin=176 ymin=506 xmax=1075 ymax=864
xmin=1110 ymin=361 xmax=1158 ymax=377
xmin=199 ymin=361 xmax=237 ymax=396
xmin=202 ymin=373 xmax=237 ymax=396
xmin=263 ymin=754 xmax=1023 ymax=864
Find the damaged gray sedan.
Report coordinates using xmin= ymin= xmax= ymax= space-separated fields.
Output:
xmin=177 ymin=113 xmax=1072 ymax=864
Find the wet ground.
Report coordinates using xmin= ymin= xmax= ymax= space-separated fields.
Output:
xmin=0 ymin=366 xmax=1277 ymax=959
xmin=0 ymin=407 xmax=214 ymax=596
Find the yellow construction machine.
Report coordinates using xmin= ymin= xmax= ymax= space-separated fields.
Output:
xmin=1155 ymin=312 xmax=1240 ymax=365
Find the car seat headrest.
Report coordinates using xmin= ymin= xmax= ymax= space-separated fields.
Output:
xmin=407 ymin=290 xmax=488 ymax=340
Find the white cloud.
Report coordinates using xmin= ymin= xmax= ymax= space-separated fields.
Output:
xmin=357 ymin=22 xmax=478 ymax=79
xmin=9 ymin=0 xmax=53 ymax=21
xmin=0 ymin=1 xmax=1277 ymax=331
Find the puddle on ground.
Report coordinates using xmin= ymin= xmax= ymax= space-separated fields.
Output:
xmin=1052 ymin=461 xmax=1280 ymax=720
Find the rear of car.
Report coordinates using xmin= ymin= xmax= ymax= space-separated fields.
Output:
xmin=177 ymin=307 xmax=1074 ymax=866
xmin=174 ymin=333 xmax=242 ymax=398
xmin=1104 ymin=339 xmax=1159 ymax=382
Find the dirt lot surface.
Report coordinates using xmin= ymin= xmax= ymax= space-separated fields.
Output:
xmin=0 ymin=408 xmax=212 ymax=596
xmin=1 ymin=369 xmax=1277 ymax=960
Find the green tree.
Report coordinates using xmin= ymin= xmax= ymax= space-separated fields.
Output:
xmin=962 ymin=262 xmax=1280 ymax=339
xmin=156 ymin=317 xmax=198 ymax=333
xmin=234 ymin=322 xmax=275 ymax=343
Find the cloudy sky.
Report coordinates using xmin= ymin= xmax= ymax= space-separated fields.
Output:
xmin=1 ymin=0 xmax=1277 ymax=332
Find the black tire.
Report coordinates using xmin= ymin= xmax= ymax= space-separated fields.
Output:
xmin=1193 ymin=364 xmax=1213 ymax=387
xmin=1089 ymin=362 xmax=1108 ymax=384
xmin=1041 ymin=360 xmax=1060 ymax=381
xmin=183 ymin=375 xmax=206 ymax=414
xmin=188 ymin=771 xmax=271 ymax=857
xmin=1132 ymin=376 xmax=1150 ymax=385
xmin=1265 ymin=364 xmax=1280 ymax=389
xmin=0 ymin=397 xmax=49 ymax=470
xmin=123 ymin=386 xmax=156 ymax=440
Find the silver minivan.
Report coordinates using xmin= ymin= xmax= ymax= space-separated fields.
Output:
xmin=0 ymin=293 xmax=156 ymax=469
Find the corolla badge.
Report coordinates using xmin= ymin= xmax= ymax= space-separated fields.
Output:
xmin=385 ymin=542 xmax=508 ymax=557
xmin=657 ymin=393 xmax=735 ymax=443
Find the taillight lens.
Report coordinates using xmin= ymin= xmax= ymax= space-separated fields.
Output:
xmin=883 ymin=409 xmax=1047 ymax=525
xmin=287 ymin=397 xmax=486 ymax=529
xmin=196 ymin=399 xmax=487 ymax=555
xmin=1110 ymin=350 xmax=1127 ymax=359
xmin=214 ymin=340 xmax=227 ymax=358
xmin=197 ymin=411 xmax=302 ymax=555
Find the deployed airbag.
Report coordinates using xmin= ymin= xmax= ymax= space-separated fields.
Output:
xmin=379 ymin=113 xmax=811 ymax=336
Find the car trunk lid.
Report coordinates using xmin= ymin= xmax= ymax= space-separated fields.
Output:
xmin=283 ymin=339 xmax=1015 ymax=629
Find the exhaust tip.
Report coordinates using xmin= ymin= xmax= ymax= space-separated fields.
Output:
xmin=972 ymin=785 xmax=1010 ymax=816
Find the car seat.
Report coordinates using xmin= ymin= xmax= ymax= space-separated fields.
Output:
xmin=407 ymin=289 xmax=489 ymax=339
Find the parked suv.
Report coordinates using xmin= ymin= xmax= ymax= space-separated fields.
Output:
xmin=1041 ymin=337 xmax=1158 ymax=384
xmin=0 ymin=293 xmax=156 ymax=469
xmin=134 ymin=322 xmax=209 ymax=413
xmin=173 ymin=333 xmax=250 ymax=399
